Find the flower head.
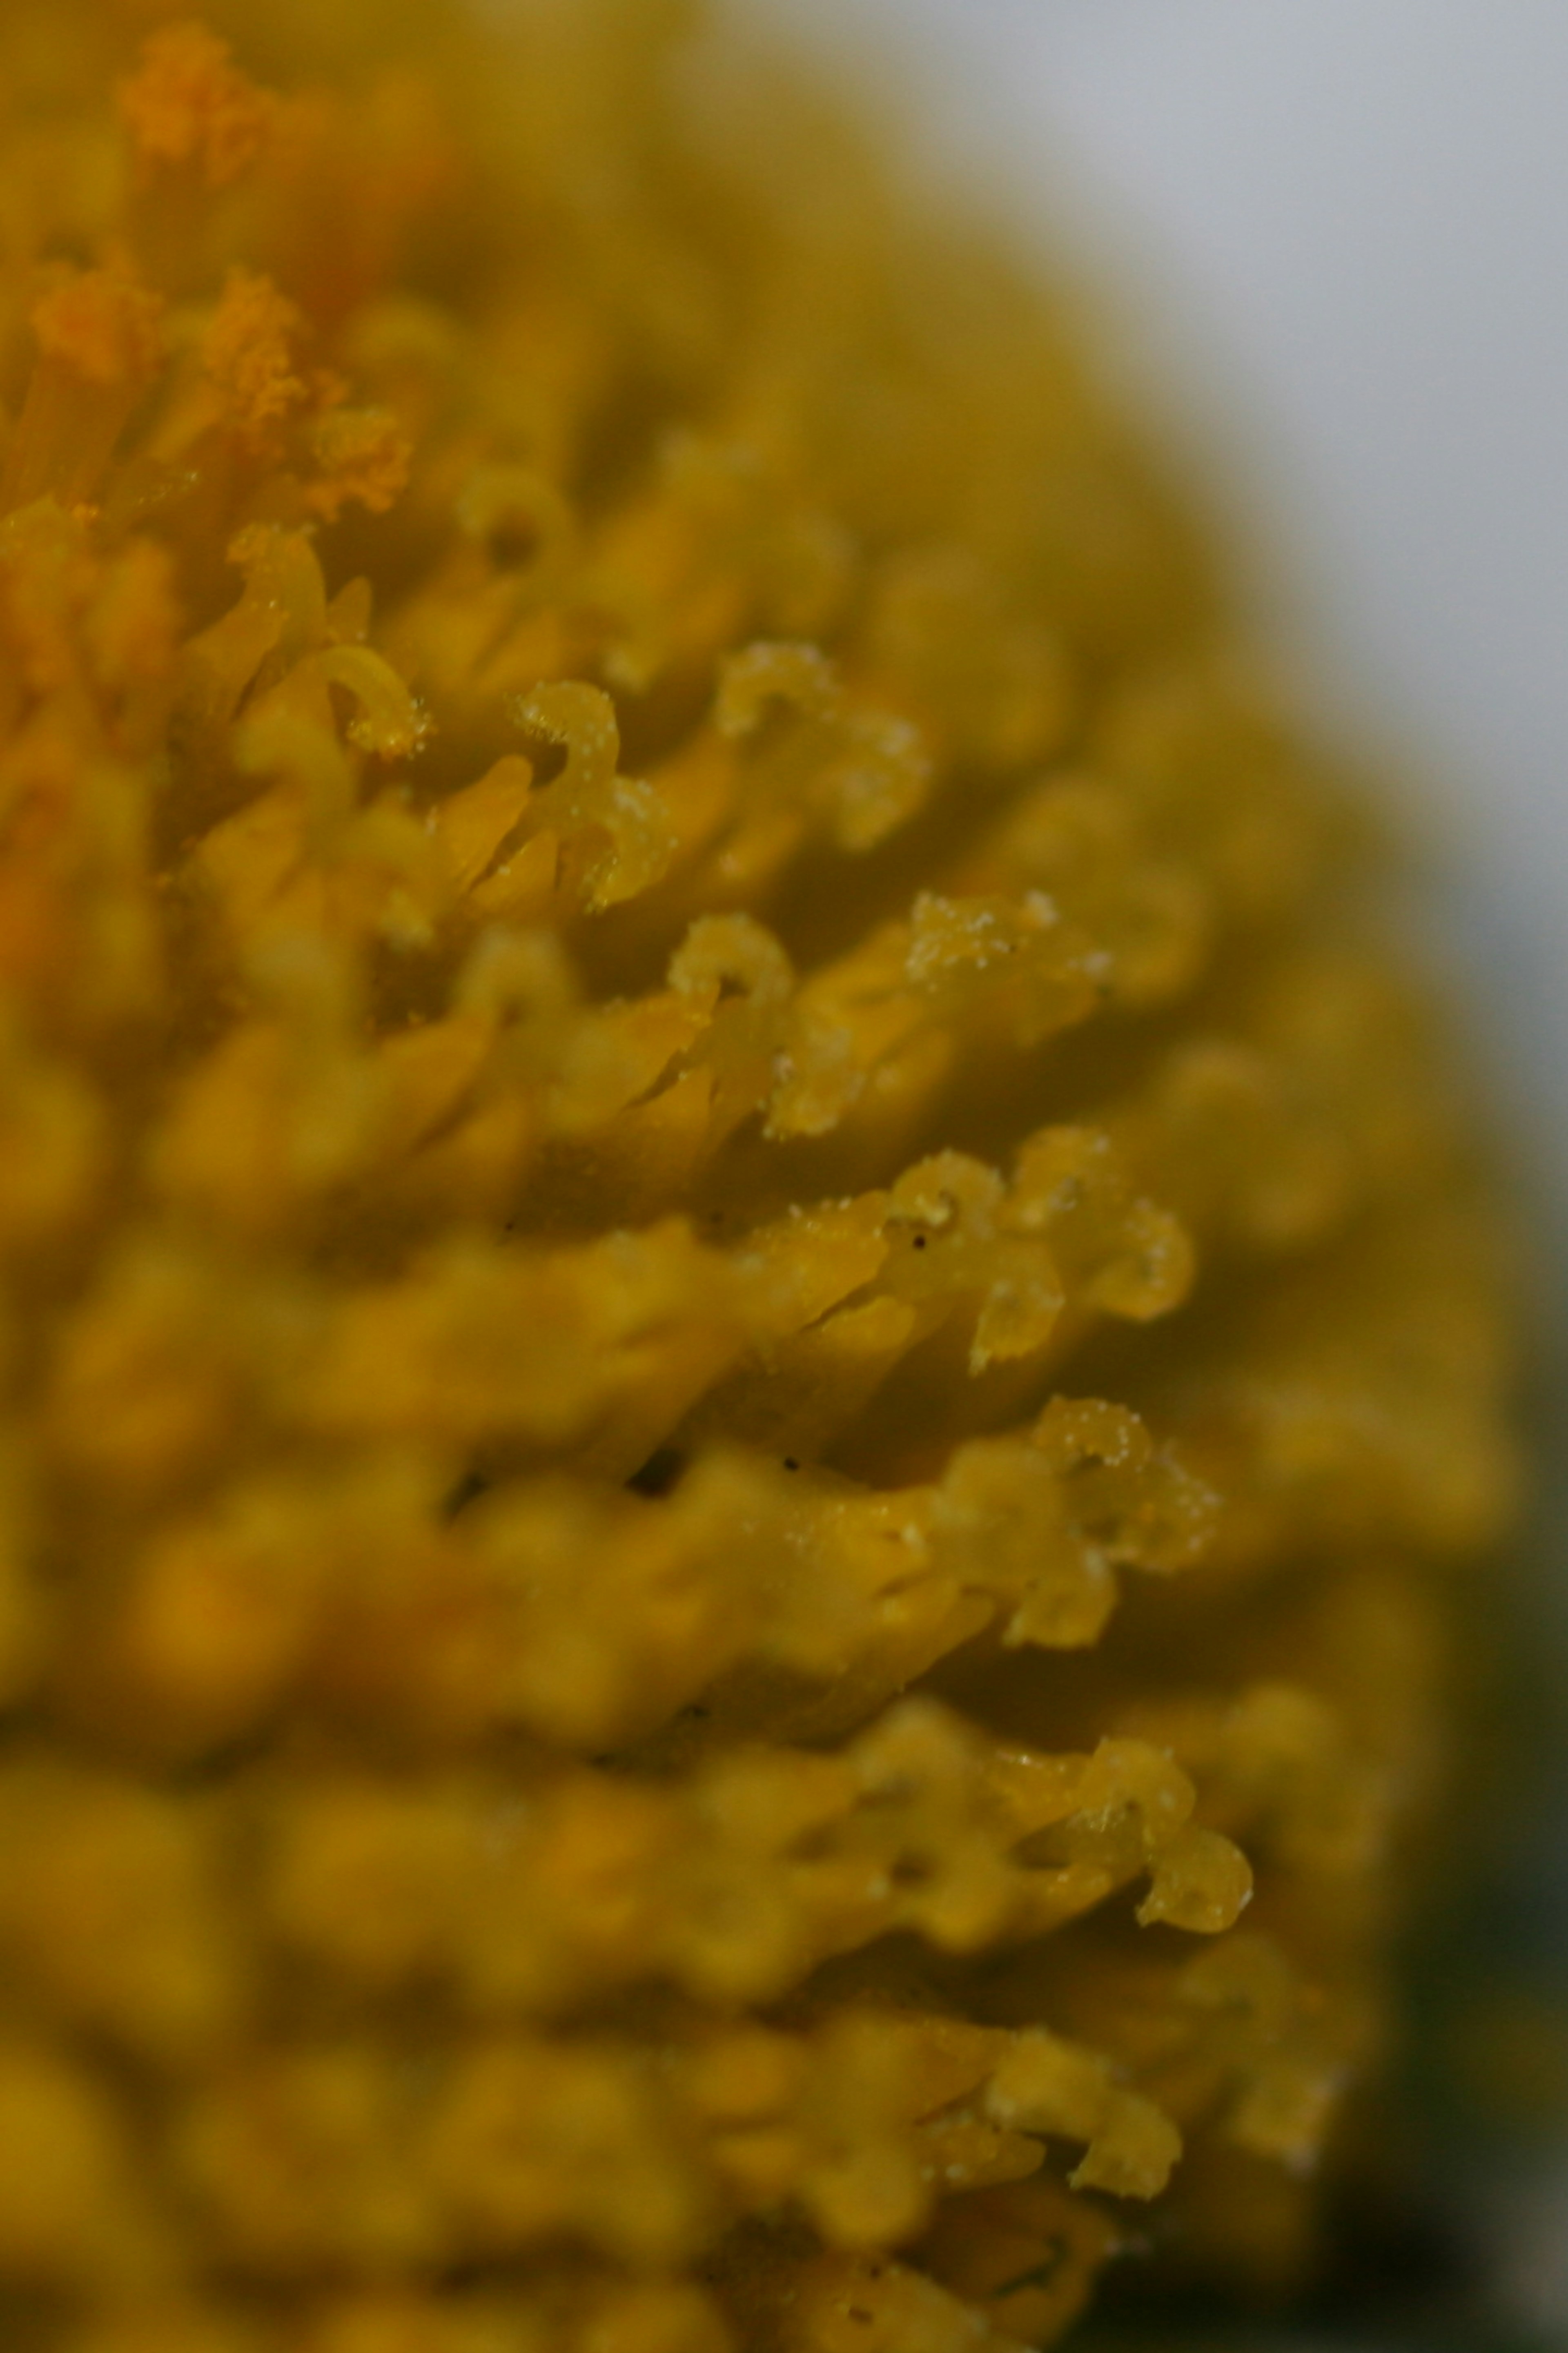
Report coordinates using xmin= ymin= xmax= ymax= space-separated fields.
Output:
xmin=0 ymin=2 xmax=1518 ymax=2348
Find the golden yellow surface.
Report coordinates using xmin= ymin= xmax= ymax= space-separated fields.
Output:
xmin=0 ymin=3 xmax=1519 ymax=2348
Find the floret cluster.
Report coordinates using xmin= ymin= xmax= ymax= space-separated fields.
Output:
xmin=0 ymin=4 xmax=1516 ymax=2349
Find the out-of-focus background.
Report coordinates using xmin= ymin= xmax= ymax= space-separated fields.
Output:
xmin=746 ymin=0 xmax=1568 ymax=1211
xmin=737 ymin=4 xmax=1568 ymax=2344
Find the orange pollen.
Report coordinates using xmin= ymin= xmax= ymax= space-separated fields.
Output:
xmin=199 ymin=266 xmax=306 ymax=444
xmin=117 ymin=18 xmax=277 ymax=188
xmin=29 ymin=268 xmax=165 ymax=390
xmin=305 ymin=406 xmax=416 ymax=522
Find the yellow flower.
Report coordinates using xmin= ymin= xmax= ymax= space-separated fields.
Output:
xmin=0 ymin=3 xmax=1518 ymax=2348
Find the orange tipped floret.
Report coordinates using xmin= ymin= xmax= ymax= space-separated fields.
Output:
xmin=3 ymin=269 xmax=164 ymax=513
xmin=0 ymin=2 xmax=1519 ymax=2349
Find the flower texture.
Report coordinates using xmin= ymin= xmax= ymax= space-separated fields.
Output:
xmin=0 ymin=4 xmax=1519 ymax=2350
